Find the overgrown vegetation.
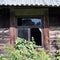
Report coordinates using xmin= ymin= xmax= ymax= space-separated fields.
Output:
xmin=0 ymin=37 xmax=53 ymax=60
xmin=56 ymin=49 xmax=60 ymax=60
xmin=0 ymin=54 xmax=7 ymax=60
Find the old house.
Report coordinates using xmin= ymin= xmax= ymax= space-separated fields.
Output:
xmin=0 ymin=0 xmax=60 ymax=52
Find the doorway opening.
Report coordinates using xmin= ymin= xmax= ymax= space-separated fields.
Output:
xmin=31 ymin=28 xmax=42 ymax=46
xmin=17 ymin=17 xmax=43 ymax=46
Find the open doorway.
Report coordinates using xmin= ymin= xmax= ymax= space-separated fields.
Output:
xmin=31 ymin=28 xmax=42 ymax=46
xmin=17 ymin=17 xmax=42 ymax=46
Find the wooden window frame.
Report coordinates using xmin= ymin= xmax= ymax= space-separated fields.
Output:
xmin=16 ymin=16 xmax=44 ymax=46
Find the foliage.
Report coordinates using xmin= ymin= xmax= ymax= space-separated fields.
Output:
xmin=4 ymin=46 xmax=21 ymax=60
xmin=15 ymin=37 xmax=52 ymax=60
xmin=37 ymin=48 xmax=52 ymax=60
xmin=56 ymin=49 xmax=60 ymax=60
xmin=0 ymin=54 xmax=7 ymax=60
xmin=1 ymin=37 xmax=52 ymax=60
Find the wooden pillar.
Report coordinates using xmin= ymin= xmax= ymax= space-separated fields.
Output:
xmin=43 ymin=16 xmax=49 ymax=50
xmin=9 ymin=14 xmax=16 ymax=46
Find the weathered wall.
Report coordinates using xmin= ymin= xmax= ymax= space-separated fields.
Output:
xmin=10 ymin=7 xmax=49 ymax=48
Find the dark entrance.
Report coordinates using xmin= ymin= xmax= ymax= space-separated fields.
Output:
xmin=31 ymin=28 xmax=42 ymax=46
xmin=17 ymin=17 xmax=42 ymax=46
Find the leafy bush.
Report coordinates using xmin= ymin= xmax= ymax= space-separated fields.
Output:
xmin=4 ymin=46 xmax=21 ymax=60
xmin=56 ymin=49 xmax=60 ymax=60
xmin=0 ymin=54 xmax=7 ymax=60
xmin=37 ymin=48 xmax=52 ymax=60
xmin=1 ymin=37 xmax=52 ymax=60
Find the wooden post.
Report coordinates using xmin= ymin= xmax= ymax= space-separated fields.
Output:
xmin=9 ymin=14 xmax=16 ymax=46
xmin=43 ymin=16 xmax=49 ymax=50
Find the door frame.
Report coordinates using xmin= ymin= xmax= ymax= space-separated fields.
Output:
xmin=16 ymin=16 xmax=44 ymax=46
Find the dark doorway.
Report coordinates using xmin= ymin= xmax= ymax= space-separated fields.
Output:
xmin=31 ymin=28 xmax=42 ymax=46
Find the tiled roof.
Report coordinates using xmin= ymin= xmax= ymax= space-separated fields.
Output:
xmin=0 ymin=0 xmax=60 ymax=6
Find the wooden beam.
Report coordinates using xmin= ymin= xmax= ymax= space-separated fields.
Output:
xmin=9 ymin=14 xmax=16 ymax=46
xmin=43 ymin=16 xmax=49 ymax=50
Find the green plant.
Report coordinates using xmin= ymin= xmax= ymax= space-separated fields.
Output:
xmin=4 ymin=46 xmax=21 ymax=60
xmin=15 ymin=37 xmax=52 ymax=60
xmin=3 ymin=37 xmax=53 ymax=60
xmin=0 ymin=54 xmax=7 ymax=60
xmin=56 ymin=49 xmax=60 ymax=60
xmin=37 ymin=48 xmax=52 ymax=60
xmin=15 ymin=37 xmax=37 ymax=60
